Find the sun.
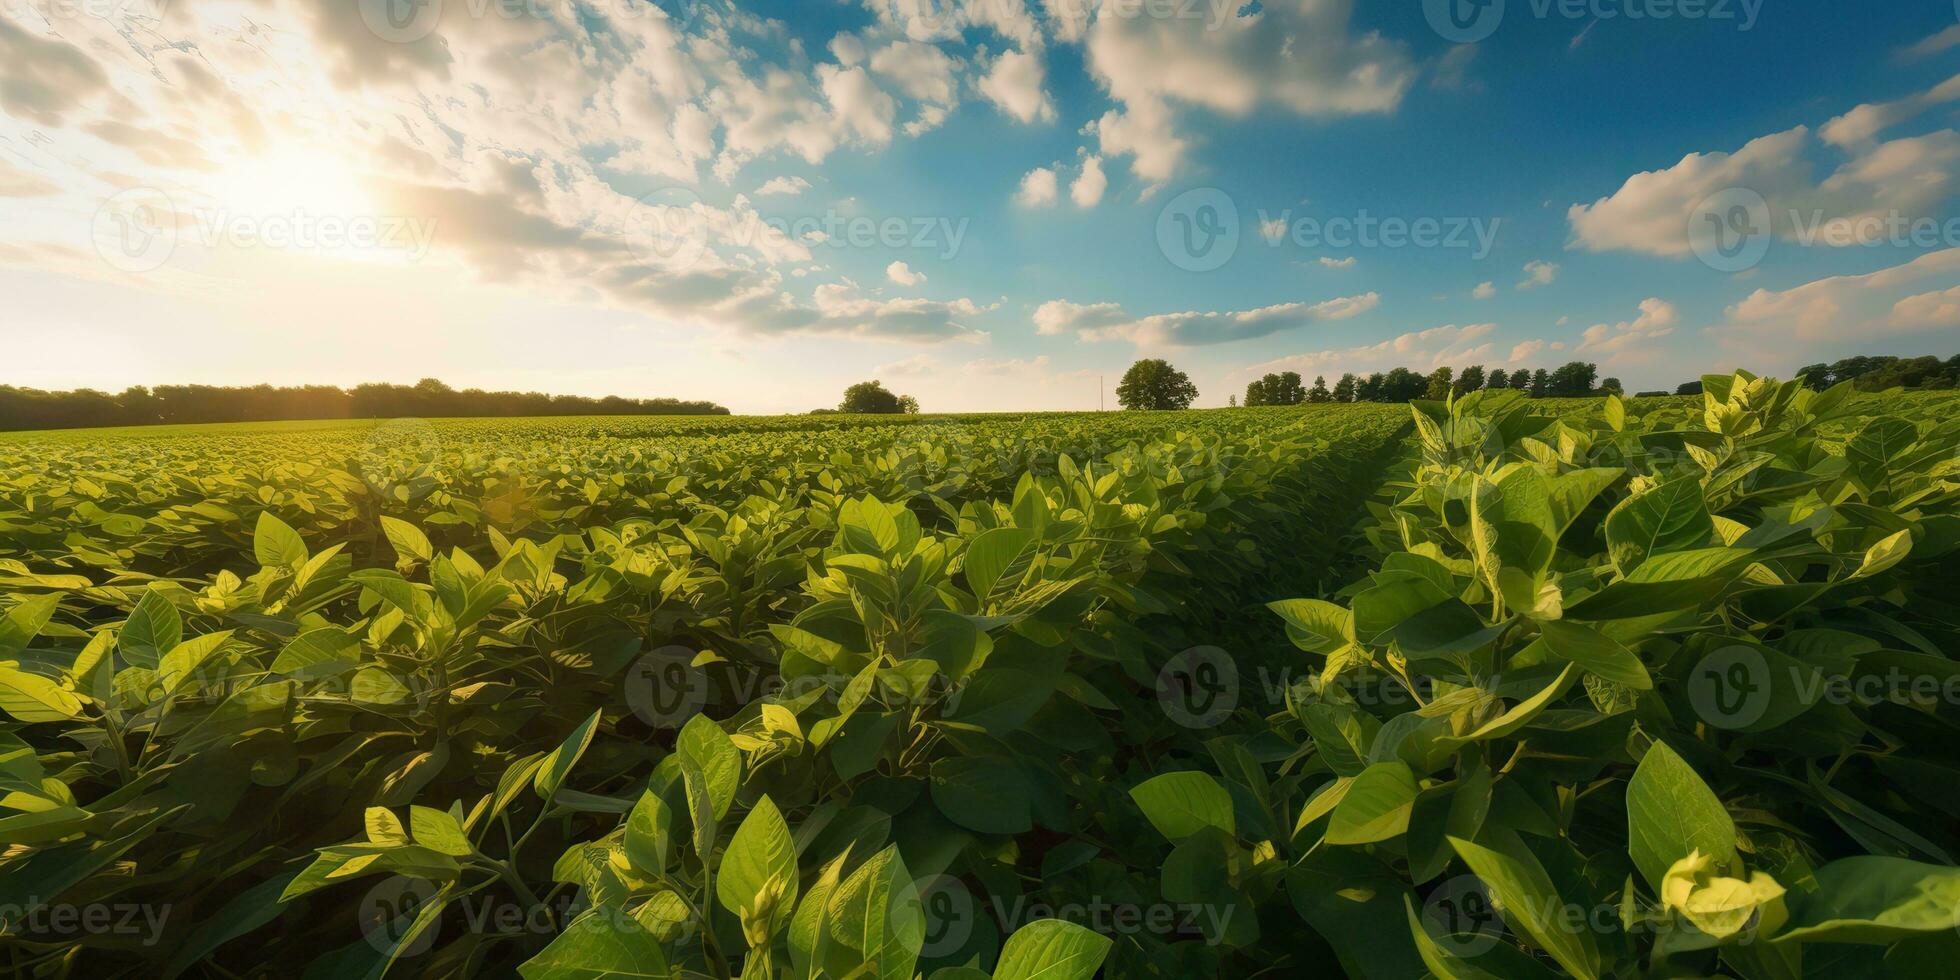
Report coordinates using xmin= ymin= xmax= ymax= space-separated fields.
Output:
xmin=211 ymin=147 xmax=374 ymax=218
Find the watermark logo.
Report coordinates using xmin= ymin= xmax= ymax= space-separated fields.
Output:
xmin=357 ymin=418 xmax=444 ymax=500
xmin=1156 ymin=646 xmax=1239 ymax=729
xmin=1426 ymin=0 xmax=1506 ymax=43
xmin=359 ymin=877 xmax=442 ymax=955
xmin=93 ymin=187 xmax=177 ymax=273
xmin=1689 ymin=187 xmax=1772 ymax=273
xmin=1687 ymin=645 xmax=1771 ymax=730
xmin=361 ymin=0 xmax=444 ymax=43
xmin=625 ymin=644 xmax=710 ymax=728
xmin=1421 ymin=876 xmax=1506 ymax=958
xmin=909 ymin=874 xmax=977 ymax=959
xmin=625 ymin=187 xmax=711 ymax=271
xmin=1157 ymin=187 xmax=1240 ymax=272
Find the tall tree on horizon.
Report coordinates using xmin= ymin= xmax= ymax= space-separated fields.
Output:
xmin=1117 ymin=359 xmax=1199 ymax=410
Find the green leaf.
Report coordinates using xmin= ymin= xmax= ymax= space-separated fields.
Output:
xmin=930 ymin=756 xmax=1033 ymax=835
xmin=380 ymin=516 xmax=435 ymax=563
xmin=677 ymin=713 xmax=741 ymax=822
xmin=1449 ymin=837 xmax=1601 ymax=980
xmin=254 ymin=511 xmax=309 ymax=568
xmin=1626 ymin=741 xmax=1737 ymax=891
xmin=0 ymin=594 xmax=61 ymax=660
xmin=157 ymin=631 xmax=235 ymax=696
xmin=270 ymin=627 xmax=359 ymax=678
xmin=0 ymin=665 xmax=85 ymax=723
xmin=717 ymin=796 xmax=799 ymax=935
xmin=1129 ymin=771 xmax=1235 ymax=841
xmin=518 ymin=910 xmax=672 ymax=979
xmin=1326 ymin=762 xmax=1420 ymax=846
xmin=1270 ymin=598 xmax=1352 ymax=654
xmin=1851 ymin=529 xmax=1913 ymax=580
xmin=118 ymin=588 xmax=181 ymax=669
xmin=993 ymin=918 xmax=1114 ymax=980
xmin=624 ymin=791 xmax=675 ymax=874
xmin=1604 ymin=477 xmax=1712 ymax=573
xmin=964 ymin=526 xmax=1035 ymax=600
xmin=409 ymin=806 xmax=473 ymax=857
xmin=828 ymin=845 xmax=921 ymax=980
xmin=1536 ymin=620 xmax=1652 ymax=690
xmin=1780 ymin=856 xmax=1960 ymax=943
xmin=533 ymin=710 xmax=602 ymax=801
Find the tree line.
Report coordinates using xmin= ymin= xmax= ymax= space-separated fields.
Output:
xmin=1242 ymin=362 xmax=1617 ymax=406
xmin=0 ymin=378 xmax=729 ymax=432
xmin=1795 ymin=354 xmax=1960 ymax=393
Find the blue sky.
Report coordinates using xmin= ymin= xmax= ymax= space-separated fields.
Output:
xmin=1 ymin=1 xmax=1956 ymax=412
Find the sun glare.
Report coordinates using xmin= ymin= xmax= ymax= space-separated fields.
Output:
xmin=211 ymin=148 xmax=374 ymax=218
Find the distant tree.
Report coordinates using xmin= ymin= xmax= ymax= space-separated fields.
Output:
xmin=1308 ymin=376 xmax=1331 ymax=403
xmin=1425 ymin=367 xmax=1455 ymax=401
xmin=1600 ymin=377 xmax=1624 ymax=395
xmin=1276 ymin=372 xmax=1307 ymax=405
xmin=1229 ymin=394 xmax=1238 ymax=407
xmin=1379 ymin=368 xmax=1428 ymax=402
xmin=897 ymin=394 xmax=921 ymax=414
xmin=1796 ymin=362 xmax=1832 ymax=392
xmin=1332 ymin=374 xmax=1358 ymax=403
xmin=1676 ymin=380 xmax=1704 ymax=396
xmin=1485 ymin=368 xmax=1508 ymax=390
xmin=1529 ymin=369 xmax=1551 ymax=398
xmin=1509 ymin=370 xmax=1533 ymax=391
xmin=1357 ymin=373 xmax=1385 ymax=402
xmin=1117 ymin=359 xmax=1198 ymax=410
xmin=1454 ymin=365 xmax=1486 ymax=397
xmin=840 ymin=381 xmax=906 ymax=414
xmin=1547 ymin=361 xmax=1599 ymax=397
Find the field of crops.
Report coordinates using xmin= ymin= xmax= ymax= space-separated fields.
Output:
xmin=1 ymin=377 xmax=1957 ymax=979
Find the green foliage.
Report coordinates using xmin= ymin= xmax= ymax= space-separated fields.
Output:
xmin=2 ymin=378 xmax=1955 ymax=978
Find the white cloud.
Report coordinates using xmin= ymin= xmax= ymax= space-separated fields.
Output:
xmin=1070 ymin=155 xmax=1107 ymax=208
xmin=1085 ymin=0 xmax=1416 ymax=186
xmin=1575 ymin=298 xmax=1680 ymax=363
xmin=819 ymin=64 xmax=899 ymax=146
xmin=1319 ymin=256 xmax=1357 ymax=269
xmin=1036 ymin=293 xmax=1381 ymax=346
xmin=979 ymin=48 xmax=1055 ymax=124
xmin=1571 ymin=77 xmax=1960 ymax=258
xmin=1518 ymin=260 xmax=1559 ymax=289
xmin=967 ymin=355 xmax=1052 ymax=375
xmin=1903 ymin=26 xmax=1960 ymax=60
xmin=1016 ymin=166 xmax=1060 ymax=206
xmin=1472 ymin=281 xmax=1496 ymax=299
xmin=887 ymin=260 xmax=927 ymax=286
xmin=756 ymin=176 xmax=812 ymax=196
xmin=1713 ymin=248 xmax=1960 ymax=354
xmin=1508 ymin=339 xmax=1546 ymax=364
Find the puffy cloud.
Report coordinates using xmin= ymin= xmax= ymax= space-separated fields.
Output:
xmin=1518 ymin=260 xmax=1559 ymax=289
xmin=1571 ymin=76 xmax=1960 ymax=258
xmin=887 ymin=260 xmax=927 ymax=285
xmin=1508 ymin=339 xmax=1546 ymax=364
xmin=1575 ymin=298 xmax=1679 ymax=362
xmin=979 ymin=48 xmax=1054 ymax=124
xmin=1085 ymin=0 xmax=1415 ymax=185
xmin=1712 ymin=248 xmax=1960 ymax=355
xmin=1319 ymin=256 xmax=1357 ymax=269
xmin=819 ymin=65 xmax=899 ymax=146
xmin=869 ymin=39 xmax=962 ymax=134
xmin=1016 ymin=166 xmax=1060 ymax=206
xmin=756 ymin=176 xmax=812 ymax=196
xmin=1036 ymin=292 xmax=1381 ymax=346
xmin=1069 ymin=155 xmax=1107 ymax=208
xmin=876 ymin=352 xmax=935 ymax=375
xmin=1472 ymin=281 xmax=1496 ymax=300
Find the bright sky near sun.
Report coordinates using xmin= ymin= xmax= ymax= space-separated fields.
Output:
xmin=1 ymin=1 xmax=1957 ymax=414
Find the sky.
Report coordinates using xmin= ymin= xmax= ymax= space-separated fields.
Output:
xmin=1 ymin=0 xmax=1957 ymax=414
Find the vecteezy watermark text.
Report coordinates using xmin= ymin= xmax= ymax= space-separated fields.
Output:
xmin=1153 ymin=187 xmax=1501 ymax=273
xmin=92 ymin=188 xmax=439 ymax=273
xmin=0 ymin=898 xmax=172 ymax=946
xmin=1426 ymin=0 xmax=1765 ymax=44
